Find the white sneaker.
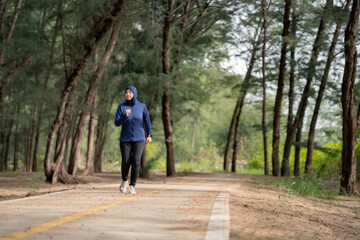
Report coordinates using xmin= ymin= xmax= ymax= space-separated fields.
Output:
xmin=119 ymin=180 xmax=128 ymax=193
xmin=129 ymin=185 xmax=136 ymax=194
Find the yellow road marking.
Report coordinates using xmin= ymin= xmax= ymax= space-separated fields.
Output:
xmin=0 ymin=182 xmax=198 ymax=240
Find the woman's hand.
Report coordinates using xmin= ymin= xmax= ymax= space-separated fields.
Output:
xmin=125 ymin=109 xmax=131 ymax=116
xmin=146 ymin=136 xmax=152 ymax=143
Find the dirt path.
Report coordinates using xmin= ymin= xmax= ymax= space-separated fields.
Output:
xmin=0 ymin=172 xmax=359 ymax=239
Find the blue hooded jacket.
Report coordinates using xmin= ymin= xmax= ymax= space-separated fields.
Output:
xmin=114 ymin=86 xmax=152 ymax=142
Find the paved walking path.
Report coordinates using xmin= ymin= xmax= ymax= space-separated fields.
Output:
xmin=0 ymin=173 xmax=230 ymax=240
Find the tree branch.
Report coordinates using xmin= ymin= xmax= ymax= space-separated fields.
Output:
xmin=0 ymin=0 xmax=7 ymax=42
xmin=6 ymin=0 xmax=22 ymax=41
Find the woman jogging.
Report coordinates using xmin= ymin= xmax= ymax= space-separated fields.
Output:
xmin=114 ymin=85 xmax=152 ymax=194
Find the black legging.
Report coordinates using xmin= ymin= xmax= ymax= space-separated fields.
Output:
xmin=120 ymin=142 xmax=146 ymax=186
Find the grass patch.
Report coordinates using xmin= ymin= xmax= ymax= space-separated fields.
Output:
xmin=355 ymin=208 xmax=360 ymax=217
xmin=269 ymin=176 xmax=339 ymax=200
xmin=237 ymin=168 xmax=264 ymax=175
xmin=3 ymin=171 xmax=21 ymax=177
xmin=27 ymin=172 xmax=44 ymax=196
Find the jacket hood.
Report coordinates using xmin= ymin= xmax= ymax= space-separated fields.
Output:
xmin=125 ymin=85 xmax=138 ymax=105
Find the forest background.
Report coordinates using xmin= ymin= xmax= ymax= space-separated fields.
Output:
xmin=0 ymin=0 xmax=359 ymax=195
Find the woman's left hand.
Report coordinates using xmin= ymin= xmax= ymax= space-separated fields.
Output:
xmin=146 ymin=136 xmax=152 ymax=143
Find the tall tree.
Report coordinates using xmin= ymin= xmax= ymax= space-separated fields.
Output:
xmin=261 ymin=0 xmax=269 ymax=176
xmin=44 ymin=0 xmax=128 ymax=183
xmin=67 ymin=20 xmax=122 ymax=175
xmin=306 ymin=0 xmax=351 ymax=174
xmin=161 ymin=0 xmax=176 ymax=177
xmin=289 ymin=2 xmax=298 ymax=176
xmin=157 ymin=0 xmax=241 ymax=176
xmin=341 ymin=0 xmax=359 ymax=195
xmin=272 ymin=0 xmax=292 ymax=176
xmin=281 ymin=0 xmax=332 ymax=176
xmin=231 ymin=26 xmax=261 ymax=172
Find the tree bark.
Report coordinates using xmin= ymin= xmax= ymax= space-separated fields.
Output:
xmin=281 ymin=0 xmax=332 ymax=176
xmin=94 ymin=116 xmax=105 ymax=173
xmin=12 ymin=102 xmax=19 ymax=171
xmin=52 ymin=85 xmax=78 ymax=184
xmin=162 ymin=89 xmax=176 ymax=176
xmin=231 ymin=103 xmax=242 ymax=173
xmin=341 ymin=0 xmax=360 ymax=195
xmin=94 ymin=90 xmax=115 ymax=173
xmin=294 ymin=119 xmax=303 ymax=176
xmin=68 ymin=20 xmax=122 ymax=175
xmin=44 ymin=0 xmax=128 ymax=183
xmin=0 ymin=119 xmax=9 ymax=171
xmin=285 ymin=5 xmax=297 ymax=177
xmin=161 ymin=0 xmax=176 ymax=177
xmin=223 ymin=98 xmax=240 ymax=171
xmin=306 ymin=0 xmax=350 ymax=174
xmin=25 ymin=106 xmax=36 ymax=172
xmin=272 ymin=0 xmax=292 ymax=177
xmin=261 ymin=0 xmax=269 ymax=176
xmin=83 ymin=93 xmax=97 ymax=176
xmin=13 ymin=121 xmax=19 ymax=171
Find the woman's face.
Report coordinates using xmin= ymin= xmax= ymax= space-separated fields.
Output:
xmin=125 ymin=89 xmax=134 ymax=101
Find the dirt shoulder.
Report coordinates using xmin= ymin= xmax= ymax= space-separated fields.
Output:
xmin=1 ymin=171 xmax=359 ymax=240
xmin=0 ymin=171 xmax=167 ymax=201
xmin=225 ymin=173 xmax=360 ymax=240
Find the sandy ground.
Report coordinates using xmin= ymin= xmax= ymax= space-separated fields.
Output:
xmin=0 ymin=171 xmax=359 ymax=240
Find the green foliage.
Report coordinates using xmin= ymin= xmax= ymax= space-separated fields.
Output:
xmin=269 ymin=176 xmax=339 ymax=200
xmin=27 ymin=171 xmax=44 ymax=195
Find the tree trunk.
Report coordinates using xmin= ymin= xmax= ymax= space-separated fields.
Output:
xmin=94 ymin=88 xmax=114 ymax=173
xmin=340 ymin=0 xmax=360 ymax=195
xmin=162 ymin=0 xmax=176 ymax=177
xmin=0 ymin=83 xmax=15 ymax=171
xmin=284 ymin=5 xmax=297 ymax=177
xmin=13 ymin=121 xmax=19 ymax=171
xmin=12 ymin=103 xmax=19 ymax=171
xmin=52 ymin=86 xmax=78 ymax=184
xmin=44 ymin=0 xmax=128 ymax=183
xmin=231 ymin=103 xmax=242 ymax=173
xmin=224 ymin=98 xmax=240 ymax=171
xmin=261 ymin=0 xmax=269 ymax=176
xmin=32 ymin=7 xmax=60 ymax=173
xmin=281 ymin=0 xmax=332 ymax=176
xmin=306 ymin=0 xmax=350 ymax=174
xmin=68 ymin=20 xmax=122 ymax=175
xmin=294 ymin=120 xmax=303 ymax=176
xmin=272 ymin=0 xmax=292 ymax=177
xmin=162 ymin=89 xmax=176 ymax=176
xmin=25 ymin=106 xmax=36 ymax=172
xmin=94 ymin=116 xmax=104 ymax=173
xmin=0 ymin=119 xmax=9 ymax=171
xmin=83 ymin=93 xmax=97 ymax=176
xmin=190 ymin=121 xmax=197 ymax=162
xmin=95 ymin=113 xmax=109 ymax=173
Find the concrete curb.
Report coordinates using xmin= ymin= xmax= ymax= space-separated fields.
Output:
xmin=204 ymin=192 xmax=230 ymax=240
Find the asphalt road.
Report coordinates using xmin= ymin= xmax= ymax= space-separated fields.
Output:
xmin=0 ymin=173 xmax=230 ymax=240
